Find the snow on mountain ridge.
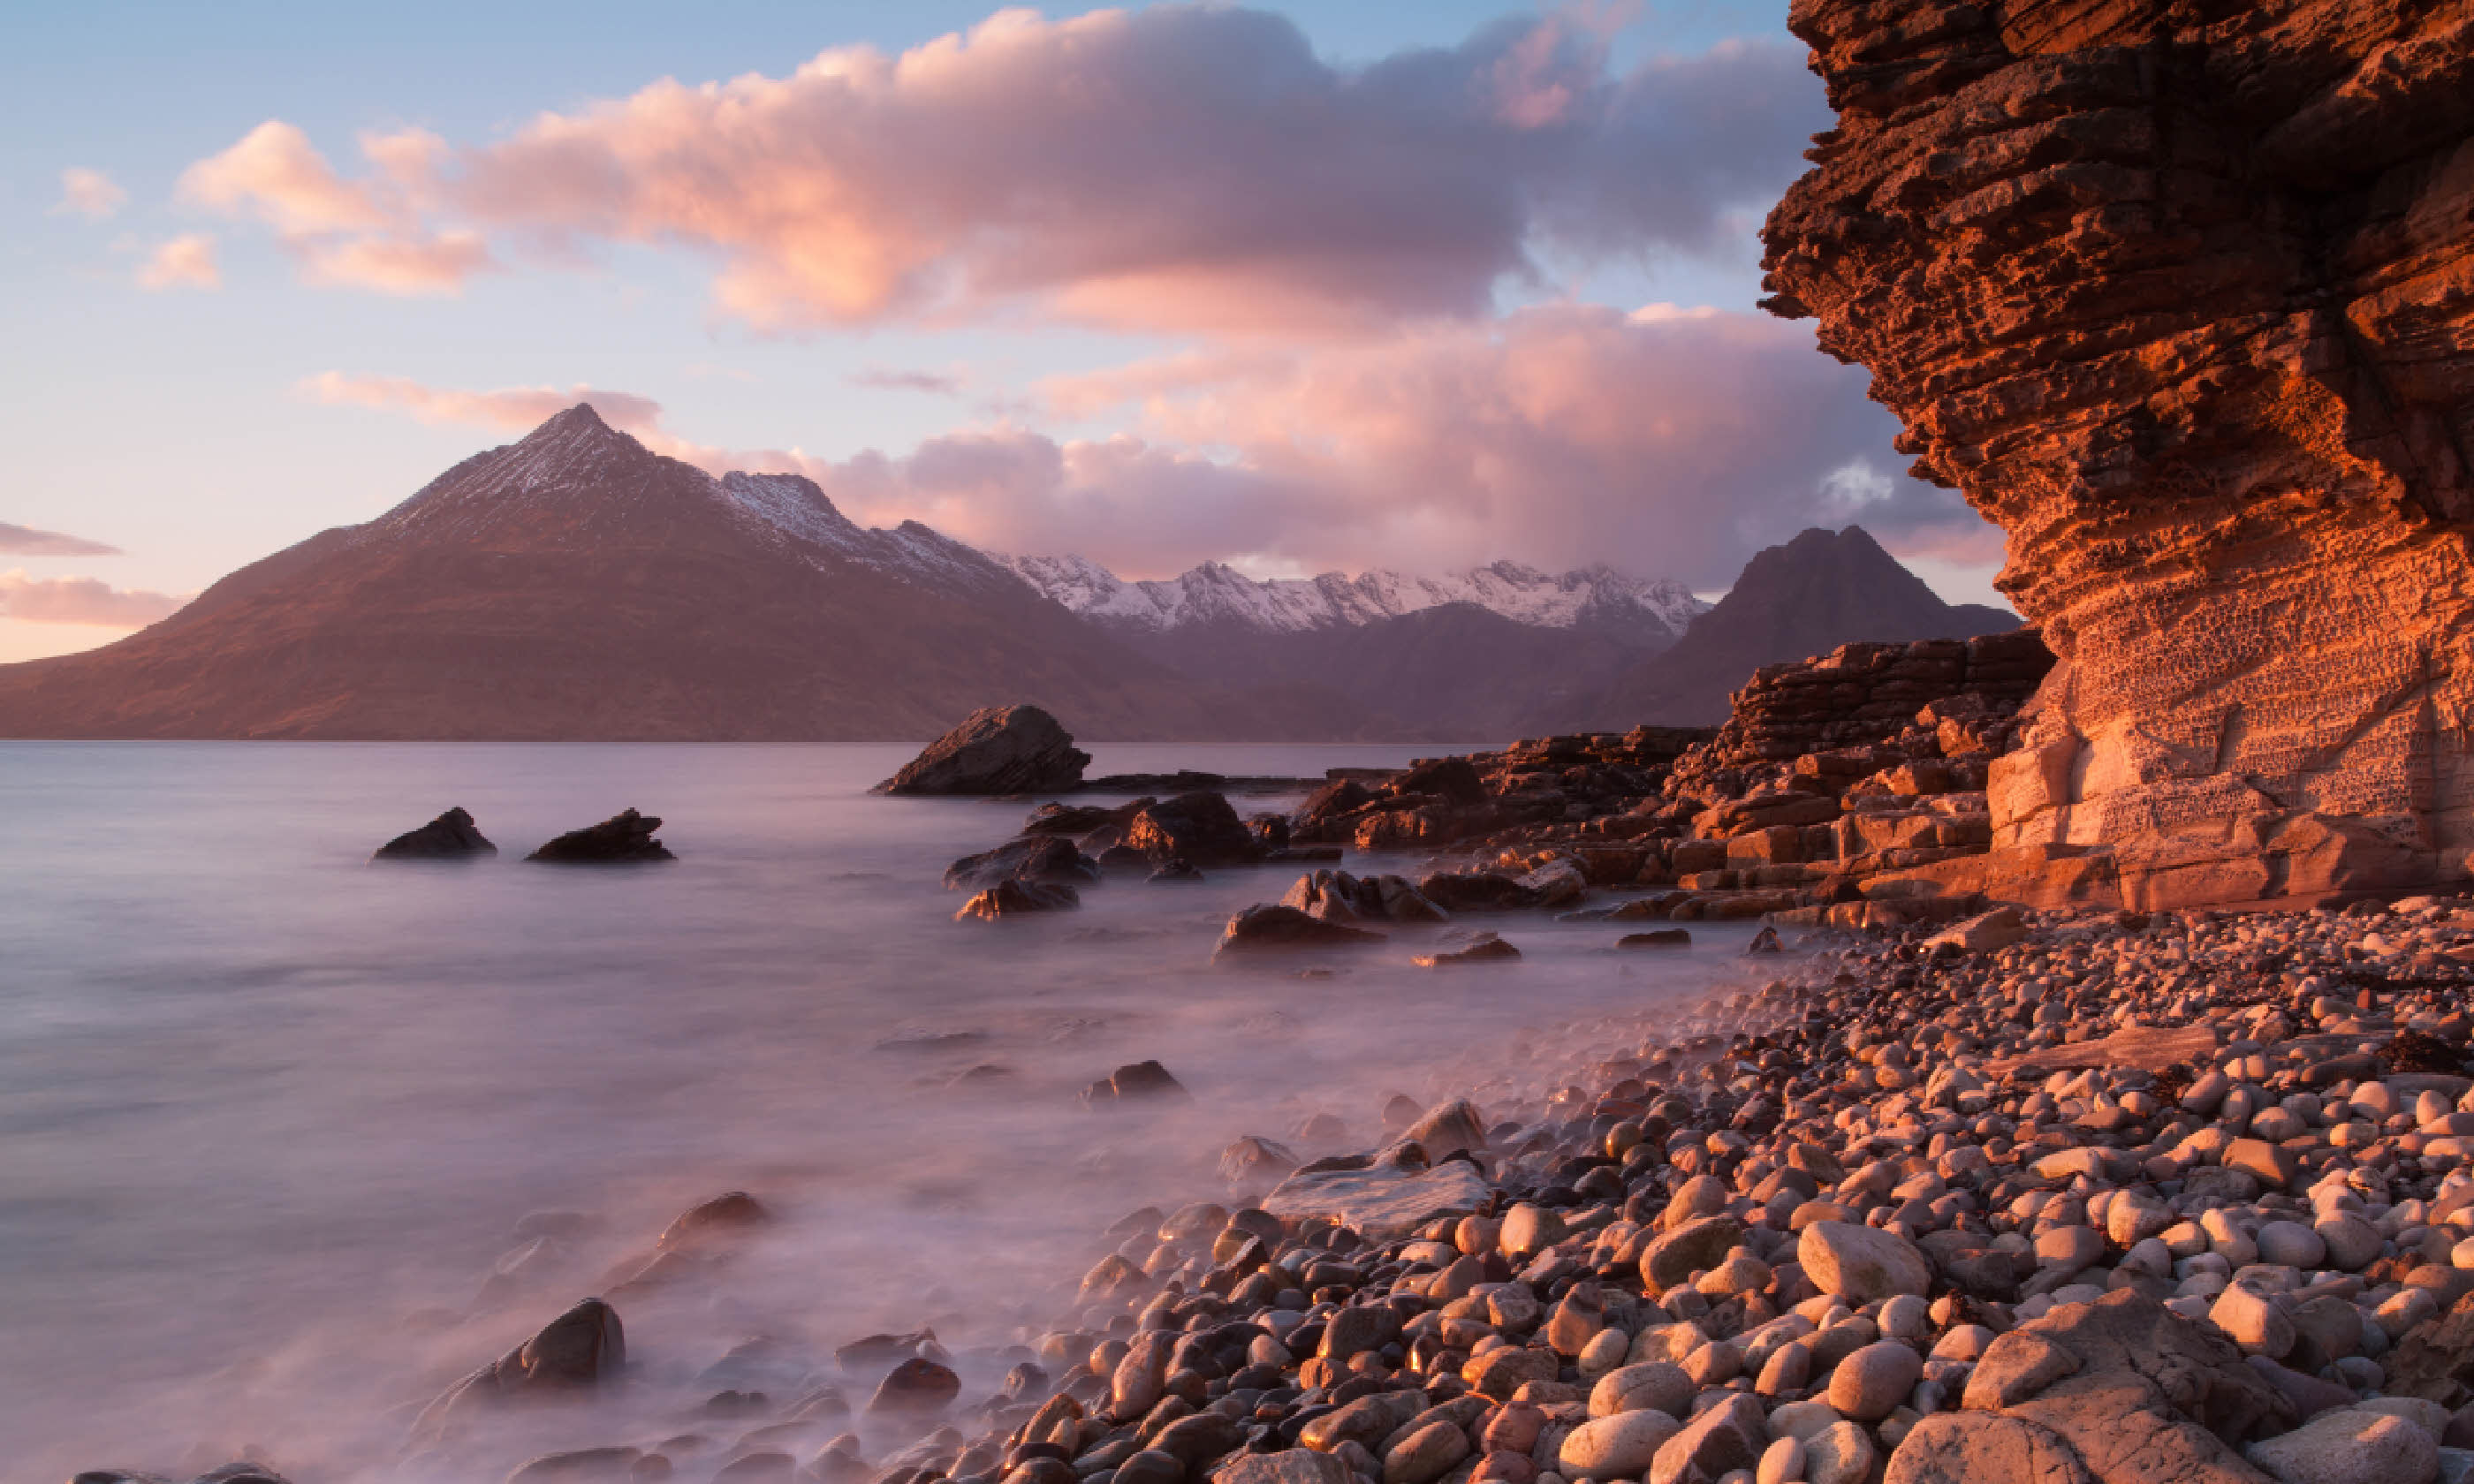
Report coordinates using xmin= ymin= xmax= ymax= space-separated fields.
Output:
xmin=1001 ymin=553 xmax=1709 ymax=637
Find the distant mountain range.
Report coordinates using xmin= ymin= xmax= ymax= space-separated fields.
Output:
xmin=0 ymin=406 xmax=2019 ymax=740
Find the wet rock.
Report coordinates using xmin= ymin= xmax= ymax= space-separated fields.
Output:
xmin=1414 ymin=934 xmax=1521 ymax=967
xmin=1209 ymin=1450 xmax=1354 ymax=1484
xmin=1618 ymin=930 xmax=1691 ymax=949
xmin=1639 ymin=1216 xmax=1743 ymax=1293
xmin=503 ymin=1448 xmax=646 ymax=1483
xmin=1218 ymin=1135 xmax=1299 ymax=1185
xmin=956 ymin=880 xmax=1081 ymax=920
xmin=945 ymin=835 xmax=1100 ymax=891
xmin=1127 ymin=792 xmax=1264 ymax=867
xmin=1150 ymin=859 xmax=1206 ymax=883
xmin=527 ymin=808 xmax=674 ymax=863
xmin=1214 ymin=905 xmax=1385 ymax=961
xmin=877 ymin=706 xmax=1089 ymax=795
xmin=868 ymin=1357 xmax=961 ymax=1417
xmin=375 ymin=806 xmax=497 ymax=860
xmin=415 ymin=1297 xmax=628 ymax=1438
xmin=1081 ymin=1060 xmax=1190 ymax=1109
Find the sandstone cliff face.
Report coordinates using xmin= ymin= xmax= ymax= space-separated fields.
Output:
xmin=1762 ymin=0 xmax=2474 ymax=906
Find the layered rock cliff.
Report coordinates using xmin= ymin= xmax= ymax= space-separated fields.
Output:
xmin=1760 ymin=0 xmax=2474 ymax=906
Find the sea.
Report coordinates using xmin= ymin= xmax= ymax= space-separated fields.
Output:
xmin=0 ymin=742 xmax=1766 ymax=1482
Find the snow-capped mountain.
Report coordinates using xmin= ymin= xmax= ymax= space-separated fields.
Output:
xmin=1003 ymin=554 xmax=1708 ymax=640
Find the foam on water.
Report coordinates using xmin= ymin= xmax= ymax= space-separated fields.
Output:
xmin=0 ymin=741 xmax=1763 ymax=1480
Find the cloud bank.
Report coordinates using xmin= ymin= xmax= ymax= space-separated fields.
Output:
xmin=312 ymin=302 xmax=1995 ymax=589
xmin=0 ymin=572 xmax=187 ymax=626
xmin=184 ymin=8 xmax=1824 ymax=331
xmin=0 ymin=523 xmax=122 ymax=557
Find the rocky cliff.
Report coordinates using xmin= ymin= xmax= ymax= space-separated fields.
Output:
xmin=1761 ymin=0 xmax=2474 ymax=907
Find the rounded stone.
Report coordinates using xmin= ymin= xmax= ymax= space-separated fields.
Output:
xmin=2257 ymin=1221 xmax=2328 ymax=1270
xmin=1825 ymin=1341 xmax=1922 ymax=1423
xmin=1802 ymin=1421 xmax=1877 ymax=1484
xmin=1588 ymin=1362 xmax=1694 ymax=1420
xmin=1558 ymin=1410 xmax=1684 ymax=1481
xmin=1797 ymin=1223 xmax=1931 ymax=1302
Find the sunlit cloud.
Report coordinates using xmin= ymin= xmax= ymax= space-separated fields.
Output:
xmin=306 ymin=301 xmax=1998 ymax=589
xmin=178 ymin=8 xmax=1822 ymax=333
xmin=136 ymin=233 xmax=220 ymax=291
xmin=52 ymin=167 xmax=127 ymax=220
xmin=848 ymin=368 xmax=962 ymax=395
xmin=178 ymin=122 xmax=493 ymax=295
xmin=0 ymin=571 xmax=188 ymax=626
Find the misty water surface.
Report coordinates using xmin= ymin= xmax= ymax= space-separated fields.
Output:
xmin=0 ymin=742 xmax=1768 ymax=1480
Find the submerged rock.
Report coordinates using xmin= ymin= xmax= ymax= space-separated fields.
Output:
xmin=876 ymin=705 xmax=1089 ymax=795
xmin=374 ymin=806 xmax=497 ymax=860
xmin=414 ymin=1297 xmax=627 ymax=1438
xmin=526 ymin=808 xmax=672 ymax=863
xmin=1127 ymin=791 xmax=1264 ymax=866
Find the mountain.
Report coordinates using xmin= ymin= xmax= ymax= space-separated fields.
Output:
xmin=1563 ymin=526 xmax=2020 ymax=729
xmin=1004 ymin=555 xmax=1706 ymax=642
xmin=0 ymin=406 xmax=1370 ymax=741
xmin=1003 ymin=555 xmax=1707 ymax=737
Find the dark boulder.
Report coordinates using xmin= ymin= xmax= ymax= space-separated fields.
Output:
xmin=1619 ymin=929 xmax=1693 ymax=949
xmin=1127 ymin=791 xmax=1264 ymax=866
xmin=527 ymin=808 xmax=673 ymax=863
xmin=413 ymin=1297 xmax=627 ymax=1440
xmin=1413 ymin=933 xmax=1521 ymax=967
xmin=1417 ymin=871 xmax=1537 ymax=912
xmin=944 ymin=834 xmax=1100 ymax=891
xmin=1021 ymin=802 xmax=1120 ymax=836
xmin=1214 ymin=905 xmax=1385 ymax=962
xmin=876 ymin=705 xmax=1089 ymax=795
xmin=1082 ymin=1059 xmax=1191 ymax=1109
xmin=1398 ymin=756 xmax=1487 ymax=807
xmin=1149 ymin=859 xmax=1206 ymax=882
xmin=866 ymin=1356 xmax=961 ymax=1416
xmin=374 ymin=806 xmax=497 ymax=860
xmin=1289 ymin=778 xmax=1377 ymax=844
xmin=955 ymin=880 xmax=1080 ymax=920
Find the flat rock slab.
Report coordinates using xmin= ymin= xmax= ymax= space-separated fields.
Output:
xmin=1260 ymin=1160 xmax=1493 ymax=1240
xmin=1992 ymin=1026 xmax=2220 ymax=1077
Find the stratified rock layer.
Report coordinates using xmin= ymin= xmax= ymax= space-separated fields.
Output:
xmin=1762 ymin=0 xmax=2474 ymax=906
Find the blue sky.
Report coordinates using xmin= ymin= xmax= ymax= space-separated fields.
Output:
xmin=2 ymin=1 xmax=2004 ymax=663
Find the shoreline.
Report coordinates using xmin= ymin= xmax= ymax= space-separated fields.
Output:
xmin=93 ymin=888 xmax=2474 ymax=1484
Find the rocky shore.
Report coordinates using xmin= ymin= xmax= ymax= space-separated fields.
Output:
xmin=88 ymin=887 xmax=2474 ymax=1484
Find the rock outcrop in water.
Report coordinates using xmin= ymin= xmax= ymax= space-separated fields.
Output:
xmin=878 ymin=705 xmax=1091 ymax=796
xmin=373 ymin=806 xmax=496 ymax=860
xmin=1760 ymin=0 xmax=2474 ymax=907
xmin=527 ymin=808 xmax=675 ymax=864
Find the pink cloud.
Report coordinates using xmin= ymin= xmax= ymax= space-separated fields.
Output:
xmin=0 ymin=571 xmax=187 ymax=626
xmin=52 ymin=167 xmax=126 ymax=220
xmin=178 ymin=123 xmax=492 ymax=295
xmin=137 ymin=233 xmax=219 ymax=291
xmin=307 ymin=303 xmax=1997 ymax=588
xmin=178 ymin=9 xmax=1821 ymax=332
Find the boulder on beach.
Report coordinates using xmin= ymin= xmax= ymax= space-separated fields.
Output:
xmin=1259 ymin=1142 xmax=1493 ymax=1239
xmin=374 ymin=806 xmax=497 ymax=860
xmin=955 ymin=879 xmax=1080 ymax=920
xmin=875 ymin=705 xmax=1089 ymax=796
xmin=526 ymin=808 xmax=673 ymax=864
xmin=1214 ymin=905 xmax=1385 ymax=962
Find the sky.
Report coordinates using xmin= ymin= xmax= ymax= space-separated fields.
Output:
xmin=0 ymin=0 xmax=2008 ymax=664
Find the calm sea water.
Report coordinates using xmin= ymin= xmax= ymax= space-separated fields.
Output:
xmin=0 ymin=742 xmax=1763 ymax=1482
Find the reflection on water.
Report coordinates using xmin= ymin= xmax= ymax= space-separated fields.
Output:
xmin=0 ymin=741 xmax=1763 ymax=1480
